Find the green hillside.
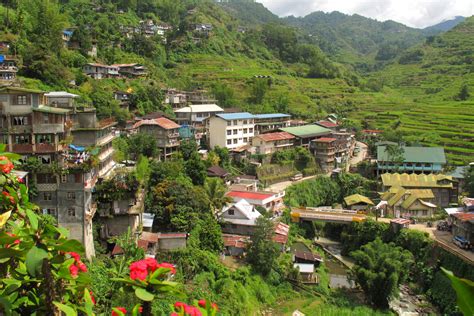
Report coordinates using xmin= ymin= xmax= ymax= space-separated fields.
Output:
xmin=0 ymin=0 xmax=472 ymax=164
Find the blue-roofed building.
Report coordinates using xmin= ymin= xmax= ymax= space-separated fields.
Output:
xmin=207 ymin=112 xmax=255 ymax=150
xmin=254 ymin=113 xmax=291 ymax=134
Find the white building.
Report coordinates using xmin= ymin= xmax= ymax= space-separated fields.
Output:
xmin=174 ymin=103 xmax=224 ymax=126
xmin=206 ymin=112 xmax=255 ymax=150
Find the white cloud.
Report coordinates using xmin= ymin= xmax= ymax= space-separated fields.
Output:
xmin=257 ymin=0 xmax=474 ymax=28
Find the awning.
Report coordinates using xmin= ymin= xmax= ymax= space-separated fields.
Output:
xmin=420 ymin=200 xmax=437 ymax=208
xmin=444 ymin=207 xmax=464 ymax=215
xmin=69 ymin=144 xmax=85 ymax=152
xmin=376 ymin=201 xmax=388 ymax=209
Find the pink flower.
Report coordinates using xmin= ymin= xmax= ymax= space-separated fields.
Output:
xmin=17 ymin=176 xmax=24 ymax=183
xmin=69 ymin=264 xmax=79 ymax=277
xmin=184 ymin=305 xmax=202 ymax=316
xmin=198 ymin=299 xmax=206 ymax=308
xmin=144 ymin=258 xmax=159 ymax=272
xmin=0 ymin=156 xmax=14 ymax=174
xmin=78 ymin=262 xmax=88 ymax=272
xmin=5 ymin=232 xmax=20 ymax=248
xmin=112 ymin=307 xmax=127 ymax=316
xmin=68 ymin=252 xmax=81 ymax=262
xmin=211 ymin=303 xmax=218 ymax=311
xmin=90 ymin=291 xmax=96 ymax=305
xmin=138 ymin=306 xmax=143 ymax=313
xmin=174 ymin=302 xmax=186 ymax=310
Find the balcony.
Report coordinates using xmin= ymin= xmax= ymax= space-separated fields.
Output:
xmin=96 ymin=133 xmax=115 ymax=147
xmin=35 ymin=143 xmax=57 ymax=153
xmin=10 ymin=125 xmax=32 ymax=133
xmin=33 ymin=123 xmax=65 ymax=134
xmin=12 ymin=143 xmax=33 ymax=153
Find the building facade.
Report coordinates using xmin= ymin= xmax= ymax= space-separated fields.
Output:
xmin=133 ymin=117 xmax=181 ymax=160
xmin=253 ymin=113 xmax=291 ymax=135
xmin=174 ymin=104 xmax=224 ymax=126
xmin=252 ymin=132 xmax=295 ymax=155
xmin=206 ymin=113 xmax=255 ymax=150
xmin=377 ymin=146 xmax=446 ymax=175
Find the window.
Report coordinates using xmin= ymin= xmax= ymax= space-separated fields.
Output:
xmin=231 ymin=224 xmax=237 ymax=229
xmin=36 ymin=173 xmax=56 ymax=184
xmin=227 ymin=139 xmax=232 ymax=145
xmin=43 ymin=114 xmax=49 ymax=124
xmin=36 ymin=134 xmax=52 ymax=144
xmin=227 ymin=121 xmax=231 ymax=126
xmin=67 ymin=192 xmax=76 ymax=200
xmin=12 ymin=116 xmax=28 ymax=126
xmin=228 ymin=209 xmax=235 ymax=215
xmin=39 ymin=155 xmax=51 ymax=164
xmin=233 ymin=129 xmax=238 ymax=135
xmin=243 ymin=128 xmax=248 ymax=134
xmin=43 ymin=192 xmax=52 ymax=201
xmin=243 ymin=137 xmax=248 ymax=142
xmin=14 ymin=135 xmax=31 ymax=144
xmin=233 ymin=139 xmax=238 ymax=144
xmin=67 ymin=207 xmax=76 ymax=217
xmin=227 ymin=130 xmax=231 ymax=136
xmin=43 ymin=208 xmax=56 ymax=216
xmin=61 ymin=174 xmax=67 ymax=183
xmin=249 ymin=128 xmax=253 ymax=134
xmin=243 ymin=120 xmax=247 ymax=124
xmin=233 ymin=120 xmax=238 ymax=126
xmin=15 ymin=95 xmax=28 ymax=105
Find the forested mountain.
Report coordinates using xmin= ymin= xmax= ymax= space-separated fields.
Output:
xmin=424 ymin=16 xmax=466 ymax=33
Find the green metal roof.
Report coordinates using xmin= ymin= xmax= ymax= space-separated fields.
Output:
xmin=381 ymin=173 xmax=454 ymax=189
xmin=344 ymin=194 xmax=374 ymax=206
xmin=33 ymin=105 xmax=71 ymax=114
xmin=0 ymin=86 xmax=43 ymax=94
xmin=281 ymin=125 xmax=331 ymax=138
xmin=401 ymin=190 xmax=435 ymax=209
xmin=377 ymin=146 xmax=446 ymax=164
xmin=381 ymin=187 xmax=434 ymax=208
xmin=448 ymin=166 xmax=468 ymax=179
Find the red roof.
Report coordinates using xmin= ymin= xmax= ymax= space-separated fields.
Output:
xmin=390 ymin=218 xmax=411 ymax=225
xmin=294 ymin=251 xmax=323 ymax=262
xmin=273 ymin=234 xmax=288 ymax=245
xmin=275 ymin=222 xmax=290 ymax=236
xmin=227 ymin=191 xmax=274 ymax=201
xmin=315 ymin=137 xmax=337 ymax=143
xmin=133 ymin=117 xmax=180 ymax=130
xmin=362 ymin=129 xmax=383 ymax=134
xmin=463 ymin=198 xmax=474 ymax=207
xmin=140 ymin=232 xmax=159 ymax=243
xmin=453 ymin=213 xmax=474 ymax=222
xmin=257 ymin=132 xmax=295 ymax=142
xmin=316 ymin=120 xmax=338 ymax=128
xmin=158 ymin=233 xmax=187 ymax=239
xmin=223 ymin=234 xmax=250 ymax=248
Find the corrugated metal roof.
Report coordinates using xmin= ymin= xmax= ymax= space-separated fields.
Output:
xmin=254 ymin=113 xmax=291 ymax=119
xmin=344 ymin=194 xmax=374 ymax=206
xmin=133 ymin=117 xmax=180 ymax=130
xmin=216 ymin=112 xmax=254 ymax=120
xmin=281 ymin=125 xmax=332 ymax=138
xmin=314 ymin=137 xmax=337 ymax=143
xmin=227 ymin=191 xmax=274 ymax=201
xmin=377 ymin=146 xmax=446 ymax=164
xmin=381 ymin=173 xmax=454 ymax=188
xmin=294 ymin=263 xmax=314 ymax=274
xmin=255 ymin=132 xmax=295 ymax=142
xmin=174 ymin=104 xmax=224 ymax=113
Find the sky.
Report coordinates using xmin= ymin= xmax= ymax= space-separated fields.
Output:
xmin=257 ymin=0 xmax=474 ymax=28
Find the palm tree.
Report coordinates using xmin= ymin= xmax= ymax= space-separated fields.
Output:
xmin=204 ymin=177 xmax=232 ymax=214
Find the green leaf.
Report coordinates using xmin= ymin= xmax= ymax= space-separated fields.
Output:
xmin=26 ymin=209 xmax=38 ymax=230
xmin=111 ymin=308 xmax=126 ymax=316
xmin=83 ymin=289 xmax=94 ymax=316
xmin=25 ymin=246 xmax=48 ymax=277
xmin=53 ymin=302 xmax=77 ymax=316
xmin=134 ymin=287 xmax=154 ymax=302
xmin=442 ymin=267 xmax=474 ymax=316
xmin=54 ymin=239 xmax=84 ymax=252
xmin=0 ymin=248 xmax=22 ymax=260
xmin=131 ymin=304 xmax=142 ymax=316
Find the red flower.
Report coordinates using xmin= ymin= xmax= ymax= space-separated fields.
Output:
xmin=67 ymin=252 xmax=81 ymax=262
xmin=157 ymin=262 xmax=176 ymax=274
xmin=170 ymin=313 xmax=179 ymax=316
xmin=2 ymin=191 xmax=15 ymax=204
xmin=138 ymin=306 xmax=143 ymax=313
xmin=198 ymin=299 xmax=206 ymax=308
xmin=5 ymin=232 xmax=20 ymax=248
xmin=130 ymin=260 xmax=149 ymax=281
xmin=144 ymin=258 xmax=159 ymax=272
xmin=69 ymin=264 xmax=79 ymax=277
xmin=174 ymin=302 xmax=186 ymax=310
xmin=17 ymin=176 xmax=24 ymax=183
xmin=184 ymin=305 xmax=202 ymax=316
xmin=0 ymin=156 xmax=14 ymax=174
xmin=89 ymin=291 xmax=96 ymax=305
xmin=78 ymin=262 xmax=88 ymax=272
xmin=211 ymin=303 xmax=218 ymax=311
xmin=112 ymin=307 xmax=127 ymax=316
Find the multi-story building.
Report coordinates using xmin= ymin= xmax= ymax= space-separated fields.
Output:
xmin=252 ymin=131 xmax=295 ymax=155
xmin=174 ymin=104 xmax=224 ymax=127
xmin=310 ymin=137 xmax=336 ymax=173
xmin=226 ymin=190 xmax=286 ymax=214
xmin=133 ymin=117 xmax=181 ymax=160
xmin=83 ymin=63 xmax=119 ymax=79
xmin=113 ymin=63 xmax=148 ymax=77
xmin=164 ymin=89 xmax=188 ymax=109
xmin=0 ymin=55 xmax=18 ymax=84
xmin=253 ymin=113 xmax=291 ymax=134
xmin=207 ymin=113 xmax=255 ymax=150
xmin=377 ymin=146 xmax=446 ymax=176
xmin=0 ymin=87 xmax=118 ymax=258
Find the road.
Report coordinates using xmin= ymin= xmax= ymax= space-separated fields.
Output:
xmin=347 ymin=141 xmax=368 ymax=171
xmin=267 ymin=174 xmax=318 ymax=192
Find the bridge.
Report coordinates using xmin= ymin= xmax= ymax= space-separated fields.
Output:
xmin=290 ymin=207 xmax=367 ymax=224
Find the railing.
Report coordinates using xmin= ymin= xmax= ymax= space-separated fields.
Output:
xmin=12 ymin=143 xmax=33 ymax=153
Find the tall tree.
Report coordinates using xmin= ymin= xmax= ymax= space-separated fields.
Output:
xmin=185 ymin=152 xmax=207 ymax=186
xmin=247 ymin=216 xmax=279 ymax=276
xmin=350 ymin=238 xmax=414 ymax=308
xmin=204 ymin=178 xmax=232 ymax=213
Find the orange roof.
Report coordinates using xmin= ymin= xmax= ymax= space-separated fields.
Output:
xmin=315 ymin=137 xmax=337 ymax=143
xmin=257 ymin=132 xmax=295 ymax=142
xmin=227 ymin=191 xmax=274 ymax=201
xmin=453 ymin=213 xmax=474 ymax=222
xmin=133 ymin=117 xmax=180 ymax=130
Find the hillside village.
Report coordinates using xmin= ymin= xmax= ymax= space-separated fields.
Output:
xmin=0 ymin=0 xmax=473 ymax=315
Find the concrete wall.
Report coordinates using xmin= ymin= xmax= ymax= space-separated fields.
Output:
xmin=222 ymin=223 xmax=255 ymax=236
xmin=208 ymin=117 xmax=254 ymax=150
xmin=158 ymin=238 xmax=187 ymax=251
